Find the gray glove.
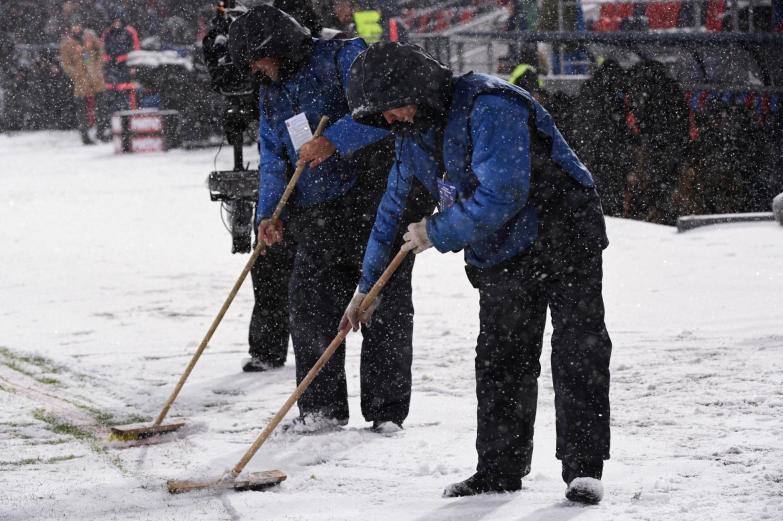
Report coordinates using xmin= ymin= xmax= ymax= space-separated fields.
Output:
xmin=402 ymin=218 xmax=432 ymax=254
xmin=340 ymin=291 xmax=382 ymax=331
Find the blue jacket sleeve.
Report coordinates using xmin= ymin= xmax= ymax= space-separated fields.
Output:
xmin=426 ymin=94 xmax=531 ymax=253
xmin=322 ymin=40 xmax=390 ymax=156
xmin=256 ymin=102 xmax=290 ymax=224
xmin=358 ymin=159 xmax=413 ymax=294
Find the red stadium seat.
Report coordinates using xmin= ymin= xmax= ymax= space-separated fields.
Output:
xmin=706 ymin=1 xmax=725 ymax=32
xmin=646 ymin=2 xmax=682 ymax=29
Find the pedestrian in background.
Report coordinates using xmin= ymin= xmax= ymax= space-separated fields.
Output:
xmin=101 ymin=6 xmax=140 ymax=136
xmin=60 ymin=14 xmax=105 ymax=144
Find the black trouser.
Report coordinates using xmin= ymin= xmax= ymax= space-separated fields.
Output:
xmin=75 ymin=96 xmax=91 ymax=142
xmin=248 ymin=219 xmax=297 ymax=366
xmin=465 ymin=250 xmax=612 ymax=479
xmin=75 ymin=93 xmax=108 ymax=142
xmin=287 ymin=178 xmax=422 ymax=424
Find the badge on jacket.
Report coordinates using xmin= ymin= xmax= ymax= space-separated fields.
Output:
xmin=285 ymin=113 xmax=313 ymax=152
xmin=437 ymin=178 xmax=457 ymax=210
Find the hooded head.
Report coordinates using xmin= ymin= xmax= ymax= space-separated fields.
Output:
xmin=272 ymin=0 xmax=323 ymax=37
xmin=70 ymin=13 xmax=85 ymax=34
xmin=109 ymin=6 xmax=126 ymax=27
xmin=228 ymin=5 xmax=313 ymax=84
xmin=346 ymin=42 xmax=453 ymax=135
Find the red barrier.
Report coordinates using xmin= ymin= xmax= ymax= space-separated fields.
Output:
xmin=105 ymin=83 xmax=139 ymax=110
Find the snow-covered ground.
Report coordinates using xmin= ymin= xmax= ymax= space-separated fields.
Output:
xmin=1 ymin=132 xmax=782 ymax=520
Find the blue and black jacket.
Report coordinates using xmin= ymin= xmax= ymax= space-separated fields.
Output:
xmin=256 ymin=38 xmax=389 ymax=223
xmin=356 ymin=73 xmax=598 ymax=293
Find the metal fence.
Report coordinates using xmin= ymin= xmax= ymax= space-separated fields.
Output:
xmin=410 ymin=30 xmax=783 ymax=93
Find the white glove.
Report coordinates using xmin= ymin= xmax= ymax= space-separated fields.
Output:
xmin=402 ymin=218 xmax=432 ymax=254
xmin=339 ymin=292 xmax=382 ymax=331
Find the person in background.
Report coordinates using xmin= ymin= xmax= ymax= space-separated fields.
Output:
xmin=101 ymin=6 xmax=140 ymax=136
xmin=509 ymin=63 xmax=545 ymax=105
xmin=332 ymin=0 xmax=359 ymax=36
xmin=335 ymin=0 xmax=406 ymax=43
xmin=60 ymin=14 xmax=106 ymax=144
xmin=0 ymin=31 xmax=15 ymax=132
xmin=568 ymin=59 xmax=635 ymax=217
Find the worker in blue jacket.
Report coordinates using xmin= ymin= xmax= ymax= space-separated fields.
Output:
xmin=228 ymin=8 xmax=433 ymax=432
xmin=343 ymin=43 xmax=612 ymax=503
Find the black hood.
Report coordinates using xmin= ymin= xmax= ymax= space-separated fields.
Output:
xmin=272 ymin=0 xmax=323 ymax=37
xmin=228 ymin=5 xmax=313 ymax=78
xmin=346 ymin=42 xmax=454 ymax=133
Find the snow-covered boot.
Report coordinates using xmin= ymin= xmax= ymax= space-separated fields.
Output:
xmin=443 ymin=472 xmax=522 ymax=498
xmin=566 ymin=478 xmax=604 ymax=504
xmin=563 ymin=459 xmax=604 ymax=504
xmin=281 ymin=414 xmax=348 ymax=434
xmin=371 ymin=421 xmax=403 ymax=433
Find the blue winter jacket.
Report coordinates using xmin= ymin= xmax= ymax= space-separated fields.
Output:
xmin=358 ymin=73 xmax=595 ymax=293
xmin=256 ymin=38 xmax=389 ymax=223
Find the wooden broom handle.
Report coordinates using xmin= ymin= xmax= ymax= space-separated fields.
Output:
xmin=226 ymin=246 xmax=412 ymax=480
xmin=153 ymin=116 xmax=330 ymax=427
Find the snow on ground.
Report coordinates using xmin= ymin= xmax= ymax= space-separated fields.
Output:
xmin=1 ymin=132 xmax=782 ymax=520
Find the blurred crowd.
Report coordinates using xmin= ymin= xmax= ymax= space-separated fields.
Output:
xmin=0 ymin=0 xmax=212 ymax=45
xmin=0 ymin=0 xmax=781 ymax=221
xmin=513 ymin=60 xmax=783 ymax=224
xmin=0 ymin=1 xmax=224 ymax=141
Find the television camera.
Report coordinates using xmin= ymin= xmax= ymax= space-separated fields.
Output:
xmin=202 ymin=0 xmax=261 ymax=254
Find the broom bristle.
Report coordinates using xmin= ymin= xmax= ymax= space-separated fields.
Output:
xmin=108 ymin=432 xmax=139 ymax=442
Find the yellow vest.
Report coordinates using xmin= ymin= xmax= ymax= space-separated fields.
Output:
xmin=354 ymin=10 xmax=383 ymax=44
xmin=509 ymin=64 xmax=544 ymax=89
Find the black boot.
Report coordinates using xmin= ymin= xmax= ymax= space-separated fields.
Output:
xmin=443 ymin=472 xmax=522 ymax=498
xmin=563 ymin=459 xmax=604 ymax=504
xmin=241 ymin=357 xmax=283 ymax=372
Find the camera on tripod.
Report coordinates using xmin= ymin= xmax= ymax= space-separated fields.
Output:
xmin=202 ymin=1 xmax=260 ymax=254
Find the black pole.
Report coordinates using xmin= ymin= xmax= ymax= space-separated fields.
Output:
xmin=233 ymin=142 xmax=244 ymax=171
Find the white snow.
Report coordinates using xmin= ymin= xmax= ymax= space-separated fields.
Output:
xmin=126 ymin=50 xmax=194 ymax=71
xmin=1 ymin=131 xmax=782 ymax=520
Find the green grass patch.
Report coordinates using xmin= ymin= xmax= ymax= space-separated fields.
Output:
xmin=0 ymin=347 xmax=62 ymax=374
xmin=0 ymin=455 xmax=78 ymax=467
xmin=0 ymin=359 xmax=36 ymax=378
xmin=1 ymin=347 xmax=65 ymax=387
xmin=31 ymin=409 xmax=128 ymax=475
xmin=35 ymin=377 xmax=61 ymax=386
xmin=0 ymin=421 xmax=34 ymax=428
xmin=0 ymin=384 xmax=15 ymax=394
xmin=74 ymin=404 xmax=115 ymax=427
xmin=24 ymin=438 xmax=70 ymax=446
xmin=32 ymin=409 xmax=91 ymax=439
xmin=123 ymin=413 xmax=153 ymax=424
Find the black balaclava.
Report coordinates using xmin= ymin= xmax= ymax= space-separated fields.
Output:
xmin=228 ymin=5 xmax=314 ymax=84
xmin=346 ymin=42 xmax=454 ymax=135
